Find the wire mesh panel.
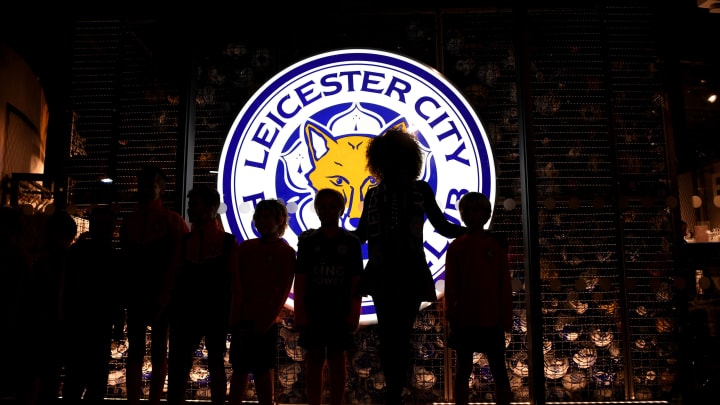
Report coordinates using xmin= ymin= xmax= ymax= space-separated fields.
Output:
xmin=440 ymin=7 xmax=528 ymax=403
xmin=60 ymin=5 xmax=684 ymax=403
xmin=66 ymin=18 xmax=184 ymax=214
xmin=607 ymin=5 xmax=681 ymax=402
xmin=192 ymin=23 xmax=279 ymax=190
xmin=113 ymin=20 xmax=184 ymax=213
xmin=524 ymin=6 xmax=627 ymax=401
xmin=526 ymin=4 xmax=681 ymax=402
xmin=66 ymin=20 xmax=123 ymax=206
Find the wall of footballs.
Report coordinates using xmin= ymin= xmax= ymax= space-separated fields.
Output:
xmin=58 ymin=4 xmax=696 ymax=404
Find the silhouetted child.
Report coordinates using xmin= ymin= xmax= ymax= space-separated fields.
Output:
xmin=17 ymin=209 xmax=77 ymax=405
xmin=120 ymin=166 xmax=189 ymax=405
xmin=294 ymin=188 xmax=363 ymax=405
xmin=62 ymin=205 xmax=125 ymax=402
xmin=166 ymin=185 xmax=238 ymax=405
xmin=444 ymin=192 xmax=512 ymax=405
xmin=228 ymin=199 xmax=296 ymax=405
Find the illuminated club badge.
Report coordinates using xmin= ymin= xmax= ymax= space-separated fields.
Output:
xmin=218 ymin=49 xmax=496 ymax=325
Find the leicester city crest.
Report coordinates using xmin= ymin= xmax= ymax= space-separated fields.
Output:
xmin=218 ymin=49 xmax=496 ymax=325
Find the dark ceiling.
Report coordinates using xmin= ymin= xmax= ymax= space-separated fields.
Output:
xmin=1 ymin=2 xmax=719 ymax=173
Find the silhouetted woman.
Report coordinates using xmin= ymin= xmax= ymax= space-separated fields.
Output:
xmin=353 ymin=126 xmax=466 ymax=405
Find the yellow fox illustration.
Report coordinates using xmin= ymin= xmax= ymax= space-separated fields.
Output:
xmin=305 ymin=122 xmax=375 ymax=225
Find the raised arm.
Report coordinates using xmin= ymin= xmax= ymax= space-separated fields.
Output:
xmin=417 ymin=181 xmax=466 ymax=238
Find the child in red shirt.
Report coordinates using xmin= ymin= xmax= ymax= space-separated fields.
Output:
xmin=444 ymin=192 xmax=513 ymax=405
xmin=228 ymin=199 xmax=296 ymax=405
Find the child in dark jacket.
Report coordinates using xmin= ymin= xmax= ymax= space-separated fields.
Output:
xmin=62 ymin=206 xmax=125 ymax=402
xmin=294 ymin=188 xmax=363 ymax=405
xmin=166 ymin=185 xmax=239 ymax=405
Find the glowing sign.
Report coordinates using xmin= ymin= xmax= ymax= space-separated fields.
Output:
xmin=218 ymin=49 xmax=495 ymax=325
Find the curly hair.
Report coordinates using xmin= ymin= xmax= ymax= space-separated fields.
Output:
xmin=365 ymin=126 xmax=423 ymax=182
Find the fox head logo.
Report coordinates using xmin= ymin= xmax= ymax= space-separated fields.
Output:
xmin=219 ymin=49 xmax=496 ymax=324
xmin=304 ymin=122 xmax=375 ymax=228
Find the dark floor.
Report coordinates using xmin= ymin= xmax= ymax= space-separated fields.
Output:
xmin=0 ymin=398 xmax=695 ymax=405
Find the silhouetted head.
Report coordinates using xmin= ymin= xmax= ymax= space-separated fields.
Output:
xmin=253 ymin=199 xmax=288 ymax=238
xmin=187 ymin=184 xmax=221 ymax=225
xmin=458 ymin=191 xmax=492 ymax=230
xmin=365 ymin=127 xmax=422 ymax=183
xmin=136 ymin=166 xmax=167 ymax=203
xmin=314 ymin=188 xmax=345 ymax=228
xmin=43 ymin=209 xmax=77 ymax=250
